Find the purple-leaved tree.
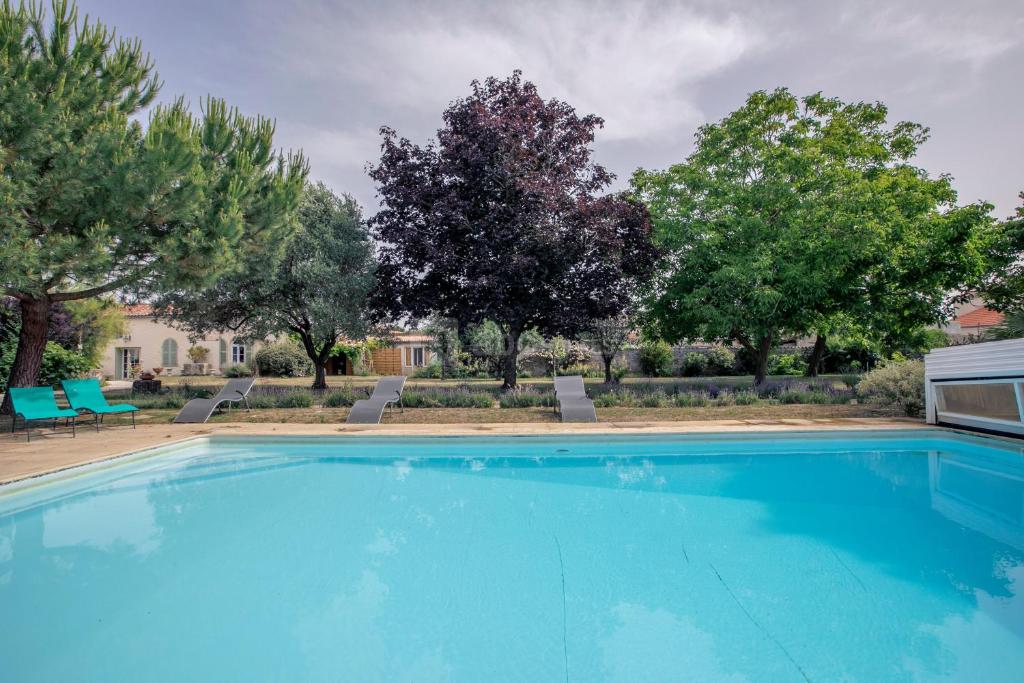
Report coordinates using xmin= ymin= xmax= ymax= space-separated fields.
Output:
xmin=369 ymin=72 xmax=658 ymax=389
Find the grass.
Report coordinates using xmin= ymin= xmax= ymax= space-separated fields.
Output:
xmin=123 ymin=402 xmax=896 ymax=425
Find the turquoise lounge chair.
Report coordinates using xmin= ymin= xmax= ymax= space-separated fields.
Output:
xmin=8 ymin=387 xmax=79 ymax=442
xmin=61 ymin=378 xmax=139 ymax=431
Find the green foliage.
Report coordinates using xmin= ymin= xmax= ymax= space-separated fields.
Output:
xmin=322 ymin=388 xmax=359 ymax=408
xmin=403 ymin=390 xmax=495 ymax=409
xmin=63 ymin=299 xmax=127 ymax=367
xmin=980 ymin=193 xmax=1024 ymax=311
xmin=531 ymin=337 xmax=592 ymax=376
xmin=222 ymin=364 xmax=254 ymax=378
xmin=122 ymin=392 xmax=187 ymax=410
xmin=988 ymin=310 xmax=1024 ymax=340
xmin=681 ymin=352 xmax=708 ymax=377
xmin=276 ymin=391 xmax=314 ymax=409
xmin=633 ymin=88 xmax=995 ymax=384
xmin=0 ymin=0 xmax=307 ymax=401
xmin=424 ymin=318 xmax=461 ymax=379
xmin=158 ymin=182 xmax=377 ymax=389
xmin=856 ymin=360 xmax=926 ymax=417
xmin=769 ymin=353 xmax=806 ymax=376
xmin=638 ymin=340 xmax=674 ymax=377
xmin=585 ymin=315 xmax=633 ymax=382
xmin=733 ymin=391 xmax=759 ymax=406
xmin=610 ymin=362 xmax=629 ymax=382
xmin=465 ymin=320 xmax=542 ymax=379
xmin=0 ymin=341 xmax=91 ymax=391
xmin=841 ymin=374 xmax=863 ymax=389
xmin=498 ymin=389 xmax=556 ymax=408
xmin=254 ymin=341 xmax=314 ymax=377
xmin=705 ymin=346 xmax=736 ymax=375
xmin=411 ymin=362 xmax=442 ymax=379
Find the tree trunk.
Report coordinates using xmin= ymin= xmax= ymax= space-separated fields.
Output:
xmin=753 ymin=333 xmax=773 ymax=387
xmin=312 ymin=363 xmax=328 ymax=390
xmin=1 ymin=296 xmax=51 ymax=415
xmin=501 ymin=327 xmax=521 ymax=390
xmin=603 ymin=353 xmax=614 ymax=383
xmin=805 ymin=334 xmax=827 ymax=377
xmin=312 ymin=337 xmax=338 ymax=391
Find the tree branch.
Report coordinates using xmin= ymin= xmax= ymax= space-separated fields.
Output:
xmin=51 ymin=278 xmax=133 ymax=302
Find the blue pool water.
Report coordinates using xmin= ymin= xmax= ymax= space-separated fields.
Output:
xmin=1 ymin=430 xmax=1023 ymax=681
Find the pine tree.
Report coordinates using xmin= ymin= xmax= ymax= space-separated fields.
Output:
xmin=0 ymin=0 xmax=307 ymax=411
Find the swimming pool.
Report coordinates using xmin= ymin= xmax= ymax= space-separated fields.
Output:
xmin=1 ymin=430 xmax=1022 ymax=681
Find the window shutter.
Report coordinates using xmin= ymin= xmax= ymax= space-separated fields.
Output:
xmin=405 ymin=347 xmax=411 ymax=366
xmin=162 ymin=339 xmax=178 ymax=367
xmin=219 ymin=339 xmax=227 ymax=366
xmin=114 ymin=350 xmax=123 ymax=380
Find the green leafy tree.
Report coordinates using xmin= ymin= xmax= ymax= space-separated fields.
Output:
xmin=465 ymin=320 xmax=542 ymax=380
xmin=158 ymin=182 xmax=377 ymax=389
xmin=424 ymin=317 xmax=461 ymax=380
xmin=987 ymin=311 xmax=1024 ymax=341
xmin=981 ymin=192 xmax=1024 ymax=311
xmin=584 ymin=315 xmax=633 ymax=383
xmin=633 ymin=88 xmax=995 ymax=385
xmin=0 ymin=0 xmax=306 ymax=411
xmin=64 ymin=299 xmax=126 ymax=368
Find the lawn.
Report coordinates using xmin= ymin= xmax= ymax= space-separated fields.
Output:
xmin=122 ymin=402 xmax=894 ymax=425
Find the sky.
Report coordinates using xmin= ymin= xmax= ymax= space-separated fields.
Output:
xmin=79 ymin=0 xmax=1024 ymax=218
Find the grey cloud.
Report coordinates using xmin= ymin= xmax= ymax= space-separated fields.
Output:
xmin=78 ymin=0 xmax=1024 ymax=216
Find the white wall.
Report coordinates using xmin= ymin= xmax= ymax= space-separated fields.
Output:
xmin=99 ymin=317 xmax=266 ymax=379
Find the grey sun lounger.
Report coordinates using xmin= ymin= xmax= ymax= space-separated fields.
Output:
xmin=553 ymin=375 xmax=597 ymax=423
xmin=173 ymin=377 xmax=256 ymax=424
xmin=346 ymin=376 xmax=407 ymax=424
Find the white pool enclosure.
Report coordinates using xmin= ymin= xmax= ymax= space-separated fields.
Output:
xmin=925 ymin=338 xmax=1024 ymax=436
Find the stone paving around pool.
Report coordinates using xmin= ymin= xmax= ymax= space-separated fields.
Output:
xmin=0 ymin=417 xmax=930 ymax=485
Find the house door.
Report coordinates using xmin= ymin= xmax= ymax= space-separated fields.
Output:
xmin=115 ymin=347 xmax=140 ymax=379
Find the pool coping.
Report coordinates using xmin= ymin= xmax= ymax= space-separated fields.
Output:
xmin=0 ymin=417 xmax=951 ymax=487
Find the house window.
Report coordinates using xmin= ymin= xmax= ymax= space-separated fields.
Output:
xmin=161 ymin=338 xmax=179 ymax=367
xmin=231 ymin=343 xmax=246 ymax=365
xmin=412 ymin=347 xmax=425 ymax=367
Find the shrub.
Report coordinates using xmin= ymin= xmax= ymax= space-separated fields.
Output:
xmin=276 ymin=391 xmax=314 ymax=408
xmin=673 ymin=392 xmax=710 ymax=408
xmin=323 ymin=388 xmax=359 ymax=407
xmin=769 ymin=353 xmax=806 ymax=376
xmin=593 ymin=389 xmax=639 ymax=408
xmin=856 ymin=360 xmax=925 ymax=417
xmin=706 ymin=346 xmax=736 ymax=375
xmin=840 ymin=374 xmax=863 ymax=389
xmin=733 ymin=391 xmax=759 ymax=406
xmin=411 ymin=362 xmax=442 ymax=379
xmin=254 ymin=341 xmax=313 ymax=377
xmin=680 ymin=352 xmax=707 ymax=377
xmin=222 ymin=363 xmax=254 ymax=378
xmin=610 ymin=362 xmax=629 ymax=383
xmin=755 ymin=381 xmax=787 ymax=399
xmin=404 ymin=389 xmax=495 ymax=408
xmin=121 ymin=391 xmax=187 ymax=410
xmin=33 ymin=342 xmax=92 ymax=389
xmin=245 ymin=391 xmax=279 ymax=409
xmin=639 ymin=340 xmax=674 ymax=377
xmin=640 ymin=391 xmax=669 ymax=408
xmin=498 ymin=389 xmax=555 ymax=408
xmin=187 ymin=345 xmax=210 ymax=363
